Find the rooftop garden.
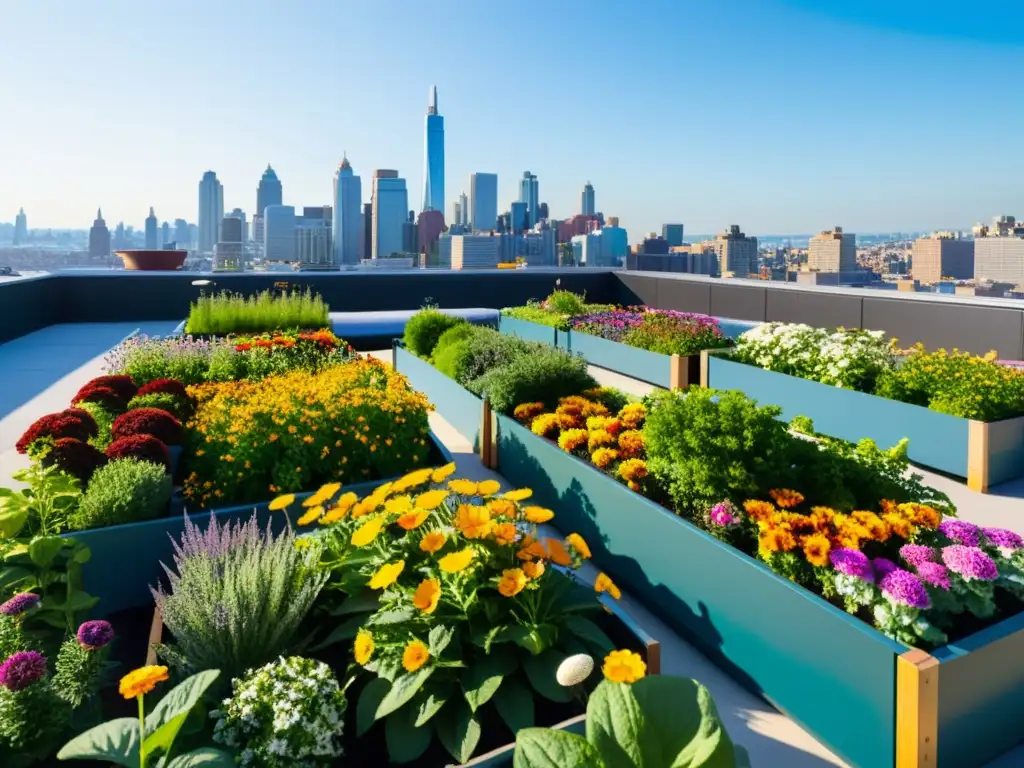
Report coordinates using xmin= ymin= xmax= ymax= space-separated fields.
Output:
xmin=184 ymin=288 xmax=330 ymax=336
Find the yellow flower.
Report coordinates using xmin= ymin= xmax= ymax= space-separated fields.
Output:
xmin=523 ymin=506 xmax=555 ymax=524
xmin=523 ymin=560 xmax=545 ymax=579
xmin=368 ymin=560 xmax=405 ymax=590
xmin=456 ymin=504 xmax=493 ymax=539
xmin=415 ymin=489 xmax=450 ymax=510
xmin=488 ymin=499 xmax=516 ymax=518
xmin=617 ymin=459 xmax=648 ymax=483
xmin=297 ymin=506 xmax=322 ymax=526
xmin=268 ymin=494 xmax=295 ymax=511
xmin=413 ymin=578 xmax=441 ymax=613
xmin=802 ymin=534 xmax=831 ymax=567
xmin=558 ymin=429 xmax=589 ymax=452
xmin=431 ymin=462 xmax=456 ymax=483
xmin=354 ymin=630 xmax=374 ymax=665
xmin=769 ymin=489 xmax=805 ymax=509
xmin=517 ymin=535 xmax=547 ymax=561
xmin=402 ymin=640 xmax=430 ymax=672
xmin=439 ymin=548 xmax=475 ymax=573
xmin=351 ymin=517 xmax=385 ymax=547
xmin=497 ymin=568 xmax=528 ymax=597
xmin=566 ymin=533 xmax=591 ymax=559
xmin=118 ymin=665 xmax=169 ymax=700
xmin=591 ymin=447 xmax=619 ymax=469
xmin=743 ymin=500 xmax=776 ymax=523
xmin=503 ymin=488 xmax=533 ymax=502
xmin=385 ymin=495 xmax=413 ymax=515
xmin=602 ymin=649 xmax=646 ymax=683
xmin=420 ymin=530 xmax=447 ymax=553
xmin=448 ymin=479 xmax=479 ymax=496
xmin=545 ymin=538 xmax=572 ymax=567
xmin=588 ymin=429 xmax=616 ymax=453
xmin=321 ymin=493 xmax=357 ymax=524
xmin=513 ymin=402 xmax=546 ymax=423
xmin=397 ymin=508 xmax=430 ymax=531
xmin=492 ymin=522 xmax=517 ymax=546
xmin=594 ymin=572 xmax=621 ymax=599
xmin=394 ymin=468 xmax=433 ymax=492
xmin=531 ymin=413 xmax=560 ymax=437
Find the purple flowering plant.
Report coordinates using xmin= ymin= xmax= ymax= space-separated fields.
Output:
xmin=573 ymin=307 xmax=734 ymax=358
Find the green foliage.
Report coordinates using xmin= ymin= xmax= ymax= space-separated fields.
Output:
xmin=0 ymin=463 xmax=82 ymax=536
xmin=72 ymin=459 xmax=171 ymax=530
xmin=584 ymin=387 xmax=633 ymax=414
xmin=185 ymin=289 xmax=328 ymax=335
xmin=0 ymin=677 xmax=72 ymax=761
xmin=546 ymin=290 xmax=587 ymax=316
xmin=431 ymin=324 xmax=486 ymax=379
xmin=471 ymin=347 xmax=597 ymax=414
xmin=449 ymin=328 xmax=534 ymax=386
xmin=77 ymin=401 xmax=117 ymax=450
xmin=404 ymin=310 xmax=467 ymax=358
xmin=127 ymin=393 xmax=192 ymax=422
xmin=52 ymin=637 xmax=108 ymax=710
xmin=513 ymin=675 xmax=746 ymax=768
xmin=621 ymin=314 xmax=734 ymax=357
xmin=502 ymin=303 xmax=569 ymax=330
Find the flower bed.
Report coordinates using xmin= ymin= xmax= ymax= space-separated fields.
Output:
xmin=184 ymin=287 xmax=329 ymax=335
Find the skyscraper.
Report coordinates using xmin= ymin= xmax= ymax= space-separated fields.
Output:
xmin=452 ymin=201 xmax=462 ymax=229
xmin=296 ymin=207 xmax=333 ymax=268
xmin=510 ymin=202 xmax=528 ymax=234
xmin=161 ymin=221 xmax=170 ymax=248
xmin=422 ymin=86 xmax=445 ymax=215
xmin=89 ymin=209 xmax=111 ymax=260
xmin=263 ymin=205 xmax=296 ymax=262
xmin=228 ymin=209 xmax=247 ymax=241
xmin=145 ymin=207 xmax=158 ymax=249
xmin=662 ymin=224 xmax=684 ymax=247
xmin=373 ymin=170 xmax=408 ymax=258
xmin=470 ymin=173 xmax=498 ymax=232
xmin=174 ymin=219 xmax=190 ymax=249
xmin=362 ymin=203 xmax=373 ymax=262
xmin=808 ymin=227 xmax=857 ymax=273
xmin=198 ymin=171 xmax=224 ymax=254
xmin=581 ymin=182 xmax=595 ymax=216
xmin=519 ymin=172 xmax=539 ymax=227
xmin=257 ymin=165 xmax=283 ymax=217
xmin=458 ymin=192 xmax=469 ymax=227
xmin=13 ymin=208 xmax=27 ymax=245
xmin=333 ymin=155 xmax=363 ymax=266
xmin=215 ymin=216 xmax=245 ymax=272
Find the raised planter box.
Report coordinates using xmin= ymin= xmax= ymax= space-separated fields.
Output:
xmin=702 ymin=349 xmax=1024 ymax=492
xmin=498 ymin=314 xmax=558 ymax=346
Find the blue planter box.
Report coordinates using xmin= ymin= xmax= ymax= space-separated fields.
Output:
xmin=71 ymin=433 xmax=450 ymax=616
xmin=704 ymin=350 xmax=1024 ymax=492
xmin=493 ymin=413 xmax=1024 ymax=768
xmin=565 ymin=329 xmax=677 ymax=388
xmin=497 ymin=314 xmax=558 ymax=346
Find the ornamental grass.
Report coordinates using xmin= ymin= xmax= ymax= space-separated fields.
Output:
xmin=184 ymin=288 xmax=329 ymax=335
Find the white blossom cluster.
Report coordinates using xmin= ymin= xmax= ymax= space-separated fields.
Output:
xmin=211 ymin=656 xmax=346 ymax=768
xmin=733 ymin=323 xmax=893 ymax=390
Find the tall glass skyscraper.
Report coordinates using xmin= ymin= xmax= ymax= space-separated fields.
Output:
xmin=257 ymin=165 xmax=283 ymax=217
xmin=470 ymin=173 xmax=498 ymax=232
xmin=198 ymin=171 xmax=224 ymax=254
xmin=422 ymin=86 xmax=445 ymax=214
xmin=519 ymin=172 xmax=539 ymax=227
xmin=581 ymin=182 xmax=595 ymax=216
xmin=333 ymin=155 xmax=363 ymax=266
xmin=144 ymin=206 xmax=158 ymax=249
xmin=373 ymin=170 xmax=409 ymax=258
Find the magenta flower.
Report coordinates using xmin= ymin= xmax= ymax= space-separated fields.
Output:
xmin=880 ymin=569 xmax=931 ymax=610
xmin=917 ymin=562 xmax=952 ymax=591
xmin=873 ymin=558 xmax=898 ymax=578
xmin=939 ymin=520 xmax=981 ymax=547
xmin=942 ymin=545 xmax=998 ymax=582
xmin=0 ymin=651 xmax=47 ymax=691
xmin=77 ymin=620 xmax=115 ymax=650
xmin=830 ymin=548 xmax=874 ymax=583
xmin=709 ymin=501 xmax=738 ymax=527
xmin=0 ymin=593 xmax=40 ymax=617
xmin=982 ymin=527 xmax=1024 ymax=552
xmin=900 ymin=544 xmax=938 ymax=567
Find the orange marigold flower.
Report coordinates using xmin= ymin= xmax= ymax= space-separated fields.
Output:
xmin=602 ymin=649 xmax=646 ymax=683
xmin=617 ymin=458 xmax=648 ymax=483
xmin=618 ymin=403 xmax=646 ymax=429
xmin=497 ymin=568 xmax=528 ymax=597
xmin=591 ymin=447 xmax=619 ymax=469
xmin=802 ymin=534 xmax=831 ymax=567
xmin=530 ymin=413 xmax=561 ymax=437
xmin=420 ymin=530 xmax=447 ymax=553
xmin=588 ymin=429 xmax=616 ymax=453
xmin=456 ymin=504 xmax=493 ymax=539
xmin=492 ymin=522 xmax=517 ymax=546
xmin=594 ymin=572 xmax=621 ymax=599
xmin=769 ymin=489 xmax=805 ymax=509
xmin=557 ymin=429 xmax=588 ymax=453
xmin=488 ymin=499 xmax=516 ymax=518
xmin=517 ymin=535 xmax=547 ymax=561
xmin=617 ymin=430 xmax=645 ymax=458
xmin=513 ymin=402 xmax=546 ymax=423
xmin=118 ymin=665 xmax=169 ymax=700
xmin=883 ymin=512 xmax=915 ymax=539
xmin=402 ymin=640 xmax=430 ymax=672
xmin=545 ymin=537 xmax=573 ymax=567
xmin=522 ymin=560 xmax=545 ymax=579
xmin=397 ymin=508 xmax=430 ymax=531
xmin=566 ymin=533 xmax=591 ymax=559
xmin=743 ymin=500 xmax=776 ymax=522
xmin=413 ymin=578 xmax=441 ymax=614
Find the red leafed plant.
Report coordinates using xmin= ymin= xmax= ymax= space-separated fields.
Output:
xmin=71 ymin=385 xmax=127 ymax=412
xmin=16 ymin=410 xmax=97 ymax=454
xmin=76 ymin=375 xmax=138 ymax=401
xmin=136 ymin=378 xmax=189 ymax=401
xmin=105 ymin=434 xmax=171 ymax=472
xmin=111 ymin=408 xmax=183 ymax=446
xmin=40 ymin=437 xmax=108 ymax=484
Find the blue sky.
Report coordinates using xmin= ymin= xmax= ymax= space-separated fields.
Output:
xmin=2 ymin=0 xmax=1022 ymax=237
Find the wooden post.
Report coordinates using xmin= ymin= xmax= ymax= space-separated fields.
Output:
xmin=967 ymin=420 xmax=989 ymax=493
xmin=699 ymin=350 xmax=710 ymax=388
xmin=669 ymin=354 xmax=684 ymax=390
xmin=480 ymin=399 xmax=498 ymax=470
xmin=896 ymin=649 xmax=939 ymax=768
xmin=146 ymin=607 xmax=164 ymax=666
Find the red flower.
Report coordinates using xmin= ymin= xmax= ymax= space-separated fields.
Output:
xmin=136 ymin=378 xmax=189 ymax=400
xmin=16 ymin=411 xmax=96 ymax=454
xmin=72 ymin=385 xmax=126 ymax=412
xmin=41 ymin=438 xmax=108 ymax=484
xmin=112 ymin=408 xmax=183 ymax=446
xmin=106 ymin=434 xmax=171 ymax=472
xmin=254 ymin=339 xmax=273 ymax=349
xmin=76 ymin=375 xmax=137 ymax=402
xmin=234 ymin=343 xmax=252 ymax=352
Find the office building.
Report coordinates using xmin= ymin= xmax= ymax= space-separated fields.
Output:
xmin=538 ymin=202 xmax=549 ymax=220
xmin=417 ymin=209 xmax=446 ymax=256
xmin=451 ymin=234 xmax=500 ymax=269
xmin=581 ymin=182 xmax=595 ymax=216
xmin=198 ymin=171 xmax=224 ymax=254
xmin=662 ymin=224 xmax=684 ymax=247
xmin=709 ymin=225 xmax=757 ymax=277
xmin=161 ymin=222 xmax=170 ymax=248
xmin=509 ymin=202 xmax=528 ymax=234
xmin=975 ymin=229 xmax=1024 ymax=286
xmin=13 ymin=208 xmax=27 ymax=244
xmin=422 ymin=86 xmax=445 ymax=214
xmin=144 ymin=207 xmax=158 ymax=249
xmin=519 ymin=172 xmax=539 ymax=227
xmin=469 ymin=173 xmax=497 ymax=232
xmin=333 ymin=155 xmax=363 ymax=266
xmin=912 ymin=234 xmax=975 ymax=283
xmin=88 ymin=209 xmax=111 ymax=260
xmin=173 ymin=219 xmax=190 ymax=249
xmin=296 ymin=206 xmax=333 ymax=268
xmin=263 ymin=205 xmax=296 ymax=262
xmin=363 ymin=203 xmax=373 ymax=261
xmin=808 ymin=227 xmax=857 ymax=273
xmin=372 ymin=170 xmax=408 ymax=259
xmin=598 ymin=219 xmax=628 ymax=266
xmin=257 ymin=165 xmax=283 ymax=216
xmin=457 ymin=191 xmax=469 ymax=227
xmin=452 ymin=200 xmax=462 ymax=228
xmin=214 ymin=216 xmax=245 ymax=272
xmin=227 ymin=209 xmax=247 ymax=242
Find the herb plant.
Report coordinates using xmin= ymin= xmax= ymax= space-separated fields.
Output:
xmin=185 ymin=288 xmax=328 ymax=335
xmin=403 ymin=309 xmax=466 ymax=358
xmin=72 ymin=459 xmax=172 ymax=530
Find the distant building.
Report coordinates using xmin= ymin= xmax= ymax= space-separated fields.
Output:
xmin=558 ymin=214 xmax=601 ymax=242
xmin=403 ymin=219 xmax=419 ymax=254
xmin=422 ymin=86 xmax=445 ymax=214
xmin=538 ymin=202 xmax=549 ymax=220
xmin=639 ymin=234 xmax=670 ymax=255
xmin=173 ymin=219 xmax=189 ymax=249
xmin=581 ymin=182 xmax=595 ymax=216
xmin=228 ymin=209 xmax=247 ymax=242
xmin=573 ymin=220 xmax=628 ymax=267
xmin=510 ymin=202 xmax=529 ymax=234
xmin=198 ymin=171 xmax=224 ymax=254
xmin=457 ymin=191 xmax=469 ymax=227
xmin=417 ymin=209 xmax=446 ymax=256
xmin=669 ymin=244 xmax=718 ymax=275
xmin=88 ymin=209 xmax=111 ymax=260
xmin=503 ymin=228 xmax=556 ymax=266
xmin=296 ymin=206 xmax=333 ymax=268
xmin=144 ymin=207 xmax=158 ymax=249
xmin=452 ymin=200 xmax=462 ymax=229
xmin=710 ymin=225 xmax=757 ymax=277
xmin=363 ymin=203 xmax=373 ymax=262
xmin=257 ymin=165 xmax=283 ymax=217
xmin=808 ymin=227 xmax=856 ymax=273
xmin=13 ymin=208 xmax=27 ymax=244
xmin=451 ymin=234 xmax=500 ymax=269
xmin=662 ymin=223 xmax=684 ymax=247
xmin=469 ymin=173 xmax=498 ymax=232
xmin=372 ymin=170 xmax=408 ymax=259
xmin=912 ymin=234 xmax=974 ymax=283
xmin=333 ymin=155 xmax=363 ymax=266
xmin=519 ymin=171 xmax=539 ymax=227
xmin=161 ymin=222 xmax=171 ymax=248
xmin=263 ymin=205 xmax=296 ymax=262
xmin=214 ymin=216 xmax=245 ymax=271
xmin=975 ymin=233 xmax=1024 ymax=286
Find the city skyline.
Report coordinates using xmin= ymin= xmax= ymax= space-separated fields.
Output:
xmin=2 ymin=0 xmax=1024 ymax=234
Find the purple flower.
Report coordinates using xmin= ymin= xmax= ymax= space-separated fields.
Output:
xmin=709 ymin=501 xmax=738 ymax=527
xmin=873 ymin=558 xmax=898 ymax=578
xmin=0 ymin=593 xmax=40 ymax=617
xmin=939 ymin=520 xmax=981 ymax=547
xmin=77 ymin=620 xmax=115 ymax=650
xmin=0 ymin=651 xmax=47 ymax=691
xmin=982 ymin=527 xmax=1024 ymax=552
xmin=830 ymin=548 xmax=874 ymax=583
xmin=942 ymin=545 xmax=998 ymax=582
xmin=917 ymin=562 xmax=952 ymax=591
xmin=880 ymin=569 xmax=931 ymax=609
xmin=900 ymin=544 xmax=938 ymax=567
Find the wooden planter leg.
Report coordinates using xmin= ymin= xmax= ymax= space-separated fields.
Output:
xmin=146 ymin=607 xmax=164 ymax=666
xmin=699 ymin=350 xmax=710 ymax=388
xmin=967 ymin=420 xmax=989 ymax=493
xmin=480 ymin=399 xmax=498 ymax=470
xmin=896 ymin=649 xmax=939 ymax=768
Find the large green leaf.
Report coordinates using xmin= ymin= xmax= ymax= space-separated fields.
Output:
xmin=28 ymin=535 xmax=66 ymax=568
xmin=56 ymin=717 xmax=141 ymax=766
xmin=462 ymin=647 xmax=515 ymax=712
xmin=376 ymin=666 xmax=434 ymax=719
xmin=309 ymin=615 xmax=366 ymax=651
xmin=587 ymin=677 xmax=738 ymax=768
xmin=0 ymin=502 xmax=29 ymax=539
xmin=0 ymin=566 xmax=32 ymax=593
xmin=564 ymin=615 xmax=614 ymax=657
xmin=330 ymin=589 xmax=380 ymax=616
xmin=513 ymin=728 xmax=604 ymax=768
xmin=523 ymin=650 xmax=572 ymax=703
xmin=428 ymin=624 xmax=455 ymax=656
xmin=368 ymin=607 xmax=417 ymax=626
xmin=356 ymin=678 xmax=391 ymax=736
xmin=436 ymin=699 xmax=481 ymax=764
xmin=162 ymin=748 xmax=236 ymax=767
xmin=385 ymin=702 xmax=433 ymax=764
xmin=413 ymin=686 xmax=450 ymax=727
xmin=144 ymin=670 xmax=221 ymax=758
xmin=493 ymin=676 xmax=535 ymax=734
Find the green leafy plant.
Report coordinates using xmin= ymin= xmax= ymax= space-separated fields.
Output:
xmin=404 ymin=310 xmax=467 ymax=358
xmin=127 ymin=392 xmax=192 ymax=422
xmin=502 ymin=302 xmax=570 ymax=330
xmin=71 ymin=459 xmax=172 ymax=530
xmin=0 ymin=464 xmax=82 ymax=537
xmin=447 ymin=328 xmax=534 ymax=386
xmin=472 ymin=348 xmax=598 ymax=415
xmin=513 ymin=676 xmax=747 ymax=768
xmin=184 ymin=288 xmax=328 ymax=335
xmin=431 ymin=323 xmax=485 ymax=378
xmin=545 ymin=290 xmax=588 ymax=316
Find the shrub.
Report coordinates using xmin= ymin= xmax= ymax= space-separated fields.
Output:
xmin=105 ymin=434 xmax=171 ymax=472
xmin=403 ymin=310 xmax=466 ymax=357
xmin=620 ymin=312 xmax=733 ymax=357
xmin=39 ymin=438 xmax=108 ymax=485
xmin=105 ymin=335 xmax=220 ymax=387
xmin=73 ymin=402 xmax=116 ymax=450
xmin=72 ymin=459 xmax=171 ymax=529
xmin=184 ymin=288 xmax=329 ymax=335
xmin=16 ymin=411 xmax=97 ymax=454
xmin=111 ymin=408 xmax=183 ymax=446
xmin=502 ymin=302 xmax=569 ymax=329
xmin=447 ymin=327 xmax=533 ymax=385
xmin=75 ymin=375 xmax=137 ymax=402
xmin=471 ymin=347 xmax=597 ymax=414
xmin=126 ymin=392 xmax=192 ymax=422
xmin=136 ymin=377 xmax=189 ymax=401
xmin=153 ymin=513 xmax=327 ymax=680
xmin=545 ymin=289 xmax=587 ymax=315
xmin=71 ymin=385 xmax=126 ymax=413
xmin=431 ymin=323 xmax=484 ymax=378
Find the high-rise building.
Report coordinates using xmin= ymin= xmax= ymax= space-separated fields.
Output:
xmin=422 ymin=86 xmax=445 ymax=214
xmin=174 ymin=219 xmax=190 ymax=249
xmin=332 ymin=155 xmax=363 ymax=267
xmin=452 ymin=201 xmax=462 ymax=229
xmin=13 ymin=208 xmax=27 ymax=245
xmin=215 ymin=216 xmax=245 ymax=272
xmin=296 ymin=206 xmax=333 ymax=268
xmin=538 ymin=202 xmax=549 ymax=221
xmin=257 ymin=165 xmax=283 ymax=217
xmin=912 ymin=234 xmax=974 ymax=283
xmin=662 ymin=224 xmax=685 ymax=247
xmin=709 ymin=225 xmax=757 ymax=277
xmin=974 ymin=218 xmax=1024 ymax=285
xmin=469 ymin=173 xmax=498 ymax=232
xmin=161 ymin=221 xmax=170 ymax=248
xmin=88 ymin=209 xmax=111 ymax=260
xmin=457 ymin=191 xmax=469 ymax=227
xmin=581 ymin=182 xmax=595 ymax=216
xmin=263 ymin=205 xmax=296 ymax=262
xmin=144 ymin=207 xmax=158 ymax=249
xmin=510 ymin=202 xmax=528 ymax=234
xmin=417 ymin=210 xmax=446 ymax=256
xmin=372 ymin=170 xmax=408 ymax=259
xmin=228 ymin=209 xmax=247 ymax=241
xmin=198 ymin=171 xmax=224 ymax=254
xmin=113 ymin=222 xmax=127 ymax=250
xmin=363 ymin=203 xmax=373 ymax=261
xmin=519 ymin=172 xmax=539 ymax=227
xmin=808 ymin=227 xmax=857 ymax=273
xmin=451 ymin=234 xmax=500 ymax=269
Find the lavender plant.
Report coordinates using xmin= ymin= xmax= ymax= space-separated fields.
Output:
xmin=153 ymin=512 xmax=327 ymax=680
xmin=104 ymin=334 xmax=224 ymax=387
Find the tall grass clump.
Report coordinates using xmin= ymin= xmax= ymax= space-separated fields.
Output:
xmin=152 ymin=512 xmax=327 ymax=680
xmin=184 ymin=289 xmax=329 ymax=335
